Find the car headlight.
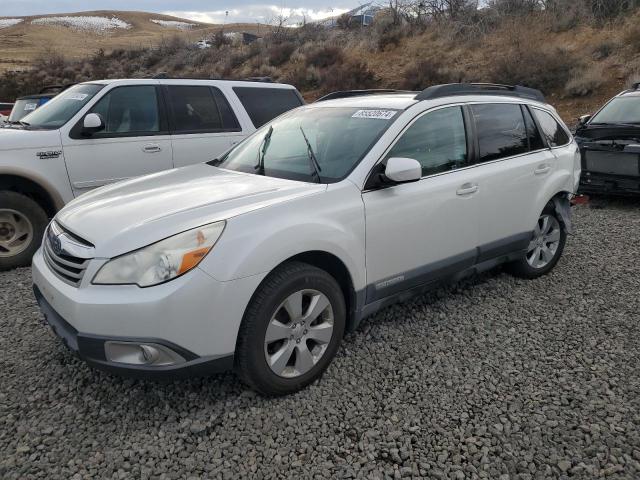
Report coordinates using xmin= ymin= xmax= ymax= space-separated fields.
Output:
xmin=93 ymin=221 xmax=225 ymax=287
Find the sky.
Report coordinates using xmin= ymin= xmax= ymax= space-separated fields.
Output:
xmin=1 ymin=1 xmax=357 ymax=24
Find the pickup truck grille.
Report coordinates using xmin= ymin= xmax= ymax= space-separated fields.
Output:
xmin=43 ymin=222 xmax=94 ymax=287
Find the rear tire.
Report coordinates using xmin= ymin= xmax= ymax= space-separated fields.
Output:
xmin=0 ymin=191 xmax=48 ymax=271
xmin=235 ymin=261 xmax=346 ymax=396
xmin=507 ymin=202 xmax=567 ymax=279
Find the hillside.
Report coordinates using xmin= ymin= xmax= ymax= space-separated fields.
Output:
xmin=0 ymin=10 xmax=264 ymax=72
xmin=2 ymin=4 xmax=640 ymax=124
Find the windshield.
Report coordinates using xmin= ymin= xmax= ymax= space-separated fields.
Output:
xmin=591 ymin=96 xmax=640 ymax=125
xmin=19 ymin=84 xmax=104 ymax=129
xmin=213 ymin=106 xmax=398 ymax=183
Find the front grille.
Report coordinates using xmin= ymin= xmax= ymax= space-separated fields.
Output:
xmin=43 ymin=222 xmax=94 ymax=287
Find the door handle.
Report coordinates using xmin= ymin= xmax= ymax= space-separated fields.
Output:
xmin=142 ymin=144 xmax=162 ymax=153
xmin=534 ymin=164 xmax=551 ymax=175
xmin=456 ymin=183 xmax=478 ymax=196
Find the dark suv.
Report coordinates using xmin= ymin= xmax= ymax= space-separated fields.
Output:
xmin=575 ymin=84 xmax=640 ymax=196
xmin=7 ymin=85 xmax=72 ymax=125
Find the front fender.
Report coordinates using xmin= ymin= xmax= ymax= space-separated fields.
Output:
xmin=199 ymin=181 xmax=366 ymax=291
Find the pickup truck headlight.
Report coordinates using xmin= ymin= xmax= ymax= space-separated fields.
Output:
xmin=93 ymin=221 xmax=225 ymax=287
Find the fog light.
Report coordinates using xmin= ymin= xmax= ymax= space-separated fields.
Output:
xmin=104 ymin=341 xmax=186 ymax=366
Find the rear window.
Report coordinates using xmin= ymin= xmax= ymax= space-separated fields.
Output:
xmin=532 ymin=109 xmax=570 ymax=147
xmin=233 ymin=87 xmax=303 ymax=128
xmin=167 ymin=86 xmax=240 ymax=133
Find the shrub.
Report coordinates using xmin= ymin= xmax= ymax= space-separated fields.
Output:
xmin=591 ymin=40 xmax=616 ymax=59
xmin=490 ymin=45 xmax=579 ymax=91
xmin=318 ymin=59 xmax=376 ymax=94
xmin=400 ymin=58 xmax=464 ymax=90
xmin=622 ymin=16 xmax=640 ymax=48
xmin=268 ymin=42 xmax=296 ymax=67
xmin=564 ymin=65 xmax=605 ymax=97
xmin=305 ymin=45 xmax=344 ymax=69
xmin=284 ymin=64 xmax=320 ymax=90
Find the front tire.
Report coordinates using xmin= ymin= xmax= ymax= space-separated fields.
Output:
xmin=0 ymin=191 xmax=48 ymax=271
xmin=507 ymin=203 xmax=567 ymax=279
xmin=235 ymin=261 xmax=346 ymax=396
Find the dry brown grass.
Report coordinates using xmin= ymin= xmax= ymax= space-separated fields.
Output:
xmin=2 ymin=7 xmax=639 ymax=125
xmin=0 ymin=10 xmax=266 ymax=73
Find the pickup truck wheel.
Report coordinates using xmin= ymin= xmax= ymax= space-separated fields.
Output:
xmin=0 ymin=191 xmax=48 ymax=271
xmin=507 ymin=203 xmax=566 ymax=279
xmin=235 ymin=261 xmax=346 ymax=396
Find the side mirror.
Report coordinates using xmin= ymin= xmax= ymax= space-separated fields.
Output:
xmin=82 ymin=113 xmax=104 ymax=134
xmin=384 ymin=157 xmax=422 ymax=184
xmin=578 ymin=114 xmax=592 ymax=126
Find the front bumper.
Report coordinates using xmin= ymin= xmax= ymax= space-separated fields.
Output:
xmin=579 ymin=171 xmax=640 ymax=196
xmin=34 ymin=285 xmax=233 ymax=379
xmin=32 ymin=248 xmax=266 ymax=379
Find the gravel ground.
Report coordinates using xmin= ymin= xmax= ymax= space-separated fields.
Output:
xmin=1 ymin=199 xmax=640 ymax=479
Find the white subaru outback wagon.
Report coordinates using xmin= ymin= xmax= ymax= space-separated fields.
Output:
xmin=33 ymin=83 xmax=581 ymax=396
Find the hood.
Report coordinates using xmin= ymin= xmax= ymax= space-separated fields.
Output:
xmin=56 ymin=164 xmax=326 ymax=257
xmin=575 ymin=125 xmax=640 ymax=144
xmin=0 ymin=126 xmax=62 ymax=151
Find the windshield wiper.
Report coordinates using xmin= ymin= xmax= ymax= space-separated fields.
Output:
xmin=299 ymin=127 xmax=323 ymax=183
xmin=255 ymin=125 xmax=273 ymax=175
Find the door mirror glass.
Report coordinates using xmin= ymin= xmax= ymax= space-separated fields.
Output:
xmin=578 ymin=114 xmax=592 ymax=125
xmin=384 ymin=157 xmax=422 ymax=183
xmin=83 ymin=113 xmax=104 ymax=132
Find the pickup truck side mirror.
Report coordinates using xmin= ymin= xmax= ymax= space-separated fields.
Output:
xmin=384 ymin=157 xmax=422 ymax=183
xmin=578 ymin=114 xmax=592 ymax=126
xmin=82 ymin=113 xmax=104 ymax=134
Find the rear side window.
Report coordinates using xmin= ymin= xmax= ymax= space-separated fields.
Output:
xmin=167 ymin=86 xmax=240 ymax=133
xmin=532 ymin=109 xmax=570 ymax=147
xmin=471 ymin=104 xmax=528 ymax=163
xmin=385 ymin=106 xmax=468 ymax=176
xmin=523 ymin=106 xmax=545 ymax=151
xmin=233 ymin=87 xmax=303 ymax=128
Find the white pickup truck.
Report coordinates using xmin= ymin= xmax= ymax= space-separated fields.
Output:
xmin=0 ymin=78 xmax=303 ymax=269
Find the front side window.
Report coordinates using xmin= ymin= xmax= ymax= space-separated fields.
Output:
xmin=167 ymin=86 xmax=239 ymax=133
xmin=590 ymin=96 xmax=640 ymax=125
xmin=90 ymin=85 xmax=160 ymax=135
xmin=17 ymin=84 xmax=104 ymax=129
xmin=233 ymin=87 xmax=303 ymax=128
xmin=532 ymin=109 xmax=570 ymax=147
xmin=471 ymin=104 xmax=529 ymax=162
xmin=213 ymin=106 xmax=396 ymax=183
xmin=385 ymin=106 xmax=468 ymax=176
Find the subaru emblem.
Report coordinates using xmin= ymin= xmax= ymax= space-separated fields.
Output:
xmin=51 ymin=235 xmax=62 ymax=255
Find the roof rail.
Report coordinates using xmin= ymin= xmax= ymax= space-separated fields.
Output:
xmin=38 ymin=84 xmax=74 ymax=94
xmin=244 ymin=76 xmax=273 ymax=83
xmin=315 ymin=89 xmax=414 ymax=102
xmin=415 ymin=83 xmax=546 ymax=103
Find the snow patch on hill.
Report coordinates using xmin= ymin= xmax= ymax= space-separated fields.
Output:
xmin=0 ymin=19 xmax=23 ymax=29
xmin=151 ymin=19 xmax=196 ymax=30
xmin=31 ymin=16 xmax=131 ymax=33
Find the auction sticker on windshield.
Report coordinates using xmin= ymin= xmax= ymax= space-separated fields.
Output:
xmin=66 ymin=93 xmax=89 ymax=101
xmin=352 ymin=110 xmax=397 ymax=120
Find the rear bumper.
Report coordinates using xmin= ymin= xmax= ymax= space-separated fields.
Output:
xmin=34 ymin=284 xmax=234 ymax=379
xmin=579 ymin=171 xmax=640 ymax=196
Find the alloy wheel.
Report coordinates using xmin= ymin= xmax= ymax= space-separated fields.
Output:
xmin=526 ymin=214 xmax=561 ymax=269
xmin=0 ymin=209 xmax=34 ymax=258
xmin=264 ymin=289 xmax=334 ymax=378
